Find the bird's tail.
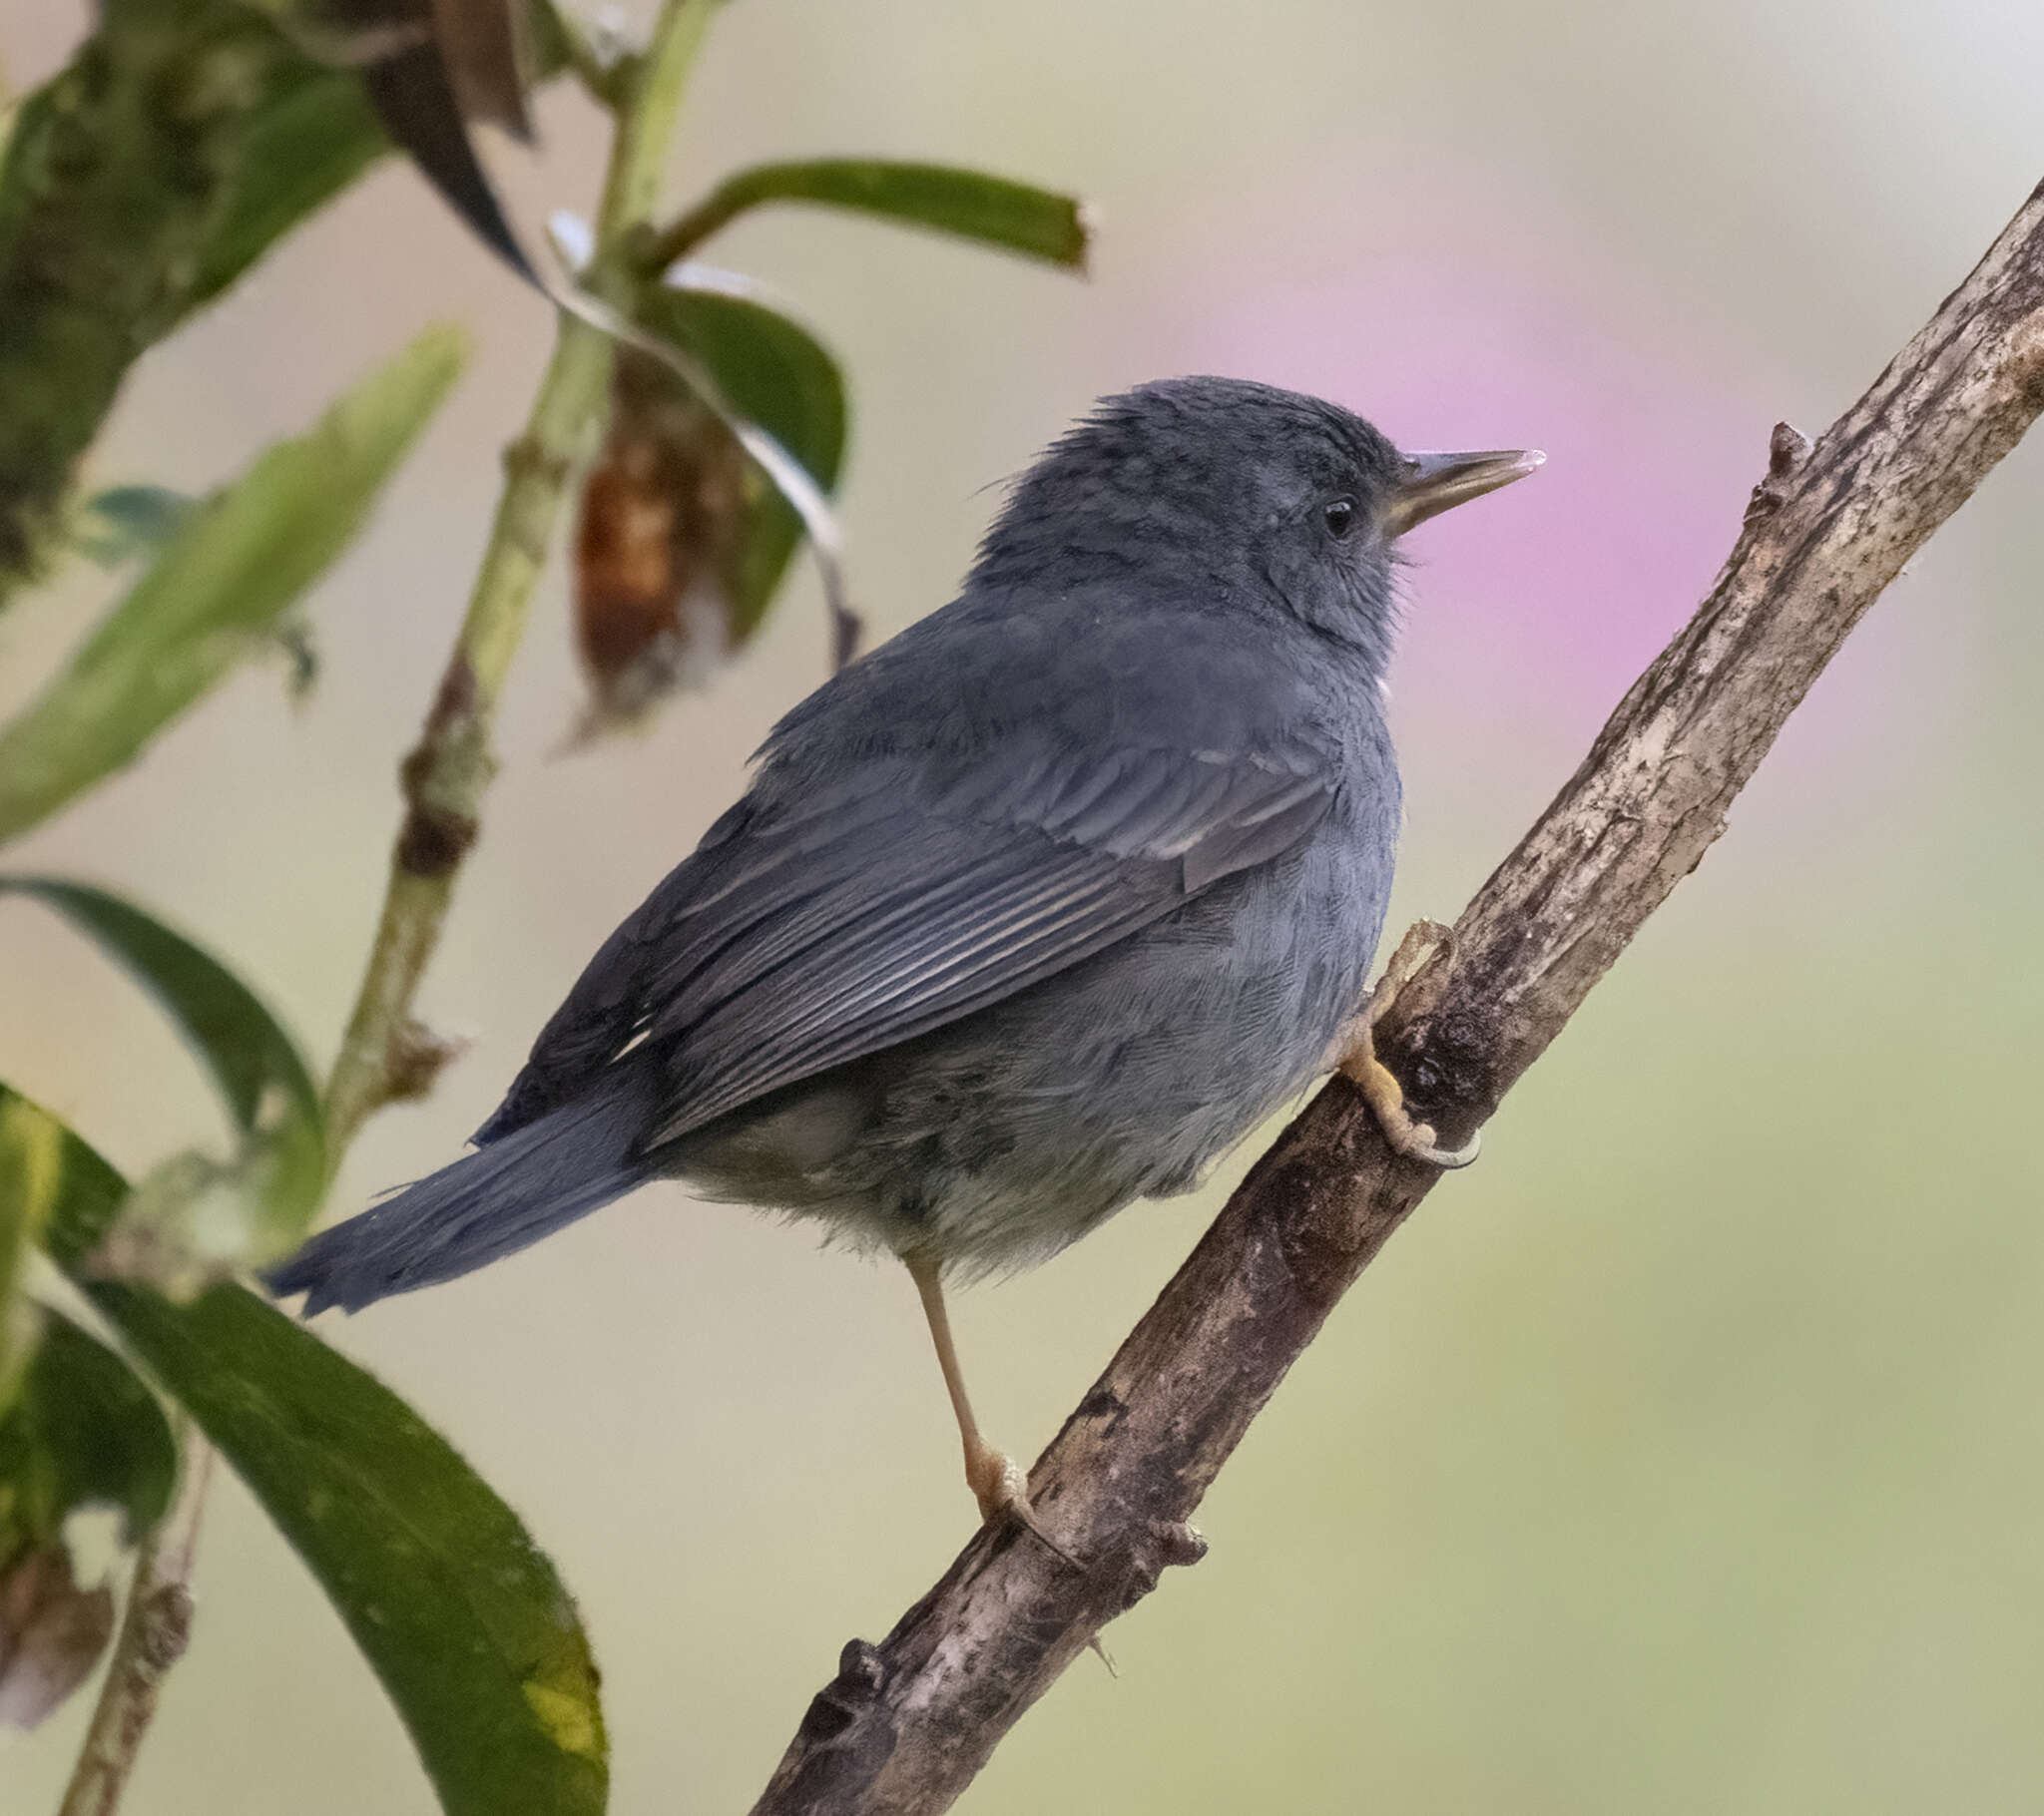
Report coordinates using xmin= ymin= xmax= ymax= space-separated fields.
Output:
xmin=263 ymin=1064 xmax=661 ymax=1315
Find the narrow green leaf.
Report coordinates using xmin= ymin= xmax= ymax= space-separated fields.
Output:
xmin=638 ymin=284 xmax=849 ymax=641
xmin=0 ymin=1307 xmax=179 ymax=1564
xmin=10 ymin=1085 xmax=609 ymax=1816
xmin=190 ymin=60 xmax=389 ymax=305
xmin=13 ymin=1093 xmax=124 ymax=1281
xmin=101 ymin=1283 xmax=610 ymax=1812
xmin=659 ymin=158 xmax=1093 ymax=269
xmin=0 ymin=878 xmax=324 ymax=1261
xmin=0 ymin=324 xmax=468 ymax=846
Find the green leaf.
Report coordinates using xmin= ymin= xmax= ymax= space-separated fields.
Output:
xmin=639 ymin=284 xmax=849 ymax=641
xmin=0 ymin=878 xmax=325 ymax=1265
xmin=661 ymin=158 xmax=1093 ymax=269
xmin=0 ymin=1093 xmax=66 ymax=1413
xmin=190 ymin=62 xmax=389 ymax=305
xmin=0 ymin=1095 xmax=176 ymax=1616
xmin=72 ymin=485 xmax=201 ymax=569
xmin=0 ymin=324 xmax=468 ymax=846
xmin=103 ymin=1283 xmax=609 ymax=1812
xmin=0 ymin=1307 xmax=179 ymax=1566
xmin=0 ymin=2 xmax=384 ymax=598
xmin=13 ymin=1093 xmax=126 ymax=1281
xmin=11 ymin=1085 xmax=609 ymax=1816
xmin=0 ymin=1 xmax=577 ymax=599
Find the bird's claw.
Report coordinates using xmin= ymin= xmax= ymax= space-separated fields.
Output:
xmin=1340 ymin=920 xmax=1481 ymax=1170
xmin=1401 ymin=1121 xmax=1482 ymax=1169
xmin=968 ymin=1445 xmax=1082 ymax=1569
xmin=1350 ymin=1064 xmax=1481 ymax=1168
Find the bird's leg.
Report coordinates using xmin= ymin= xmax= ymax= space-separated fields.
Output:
xmin=1338 ymin=920 xmax=1481 ymax=1169
xmin=904 ymin=1252 xmax=1078 ymax=1566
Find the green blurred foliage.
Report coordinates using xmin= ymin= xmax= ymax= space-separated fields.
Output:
xmin=20 ymin=1085 xmax=610 ymax=1816
xmin=0 ymin=878 xmax=327 ymax=1269
xmin=0 ymin=324 xmax=468 ymax=847
xmin=93 ymin=1281 xmax=611 ymax=1816
xmin=0 ymin=1309 xmax=178 ymax=1567
xmin=0 ymin=0 xmax=387 ymax=599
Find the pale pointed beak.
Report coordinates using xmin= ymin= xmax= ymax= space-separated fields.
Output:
xmin=1384 ymin=447 xmax=1545 ymax=537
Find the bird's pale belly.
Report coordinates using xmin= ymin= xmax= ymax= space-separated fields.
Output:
xmin=670 ymin=838 xmax=1390 ymax=1273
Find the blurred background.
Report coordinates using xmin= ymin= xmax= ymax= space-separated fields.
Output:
xmin=6 ymin=0 xmax=2044 ymax=1809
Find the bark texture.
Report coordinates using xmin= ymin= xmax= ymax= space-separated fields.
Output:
xmin=749 ymin=177 xmax=2044 ymax=1816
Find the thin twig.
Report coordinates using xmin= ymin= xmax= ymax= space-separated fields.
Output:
xmin=748 ymin=175 xmax=2044 ymax=1816
xmin=322 ymin=0 xmax=724 ymax=1154
xmin=55 ymin=1432 xmax=211 ymax=1816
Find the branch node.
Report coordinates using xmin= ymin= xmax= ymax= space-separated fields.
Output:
xmin=796 ymin=1639 xmax=885 ymax=1745
xmin=1769 ymin=419 xmax=1814 ymax=477
xmin=132 ymin=1584 xmax=194 ymax=1675
xmin=752 ymin=1637 xmax=895 ymax=1811
xmin=382 ymin=1019 xmax=472 ymax=1104
xmin=500 ymin=432 xmax=573 ymax=488
xmin=1107 ymin=1519 xmax=1210 ymax=1616
xmin=1746 ymin=419 xmax=1814 ymax=521
xmin=1148 ymin=1518 xmax=1208 ymax=1570
xmin=395 ymin=655 xmax=492 ymax=877
xmin=393 ymin=802 xmax=480 ymax=878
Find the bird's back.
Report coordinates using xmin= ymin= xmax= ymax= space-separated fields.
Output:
xmin=646 ymin=582 xmax=1405 ymax=1269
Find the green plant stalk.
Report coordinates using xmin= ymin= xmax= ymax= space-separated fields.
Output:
xmin=55 ymin=1419 xmax=206 ymax=1816
xmin=323 ymin=0 xmax=723 ymax=1156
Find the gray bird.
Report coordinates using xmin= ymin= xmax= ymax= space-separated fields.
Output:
xmin=268 ymin=377 xmax=1540 ymax=1541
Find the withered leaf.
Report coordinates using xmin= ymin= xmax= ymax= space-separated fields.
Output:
xmin=0 ymin=1545 xmax=115 ymax=1730
xmin=572 ymin=349 xmax=752 ymax=731
xmin=258 ymin=0 xmax=538 ymax=272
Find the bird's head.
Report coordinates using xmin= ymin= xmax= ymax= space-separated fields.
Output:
xmin=971 ymin=375 xmax=1541 ymax=672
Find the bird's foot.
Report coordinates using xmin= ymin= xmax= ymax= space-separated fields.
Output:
xmin=965 ymin=1440 xmax=1082 ymax=1569
xmin=1347 ymin=1042 xmax=1480 ymax=1167
xmin=1339 ymin=920 xmax=1481 ymax=1169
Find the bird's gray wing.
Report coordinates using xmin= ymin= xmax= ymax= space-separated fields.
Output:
xmin=480 ymin=741 xmax=1332 ymax=1148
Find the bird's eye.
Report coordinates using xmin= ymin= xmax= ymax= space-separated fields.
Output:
xmin=1321 ymin=498 xmax=1357 ymax=539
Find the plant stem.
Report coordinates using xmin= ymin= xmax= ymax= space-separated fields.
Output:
xmin=322 ymin=0 xmax=723 ymax=1155
xmin=55 ymin=1431 xmax=211 ymax=1816
xmin=594 ymin=1 xmax=721 ymax=238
